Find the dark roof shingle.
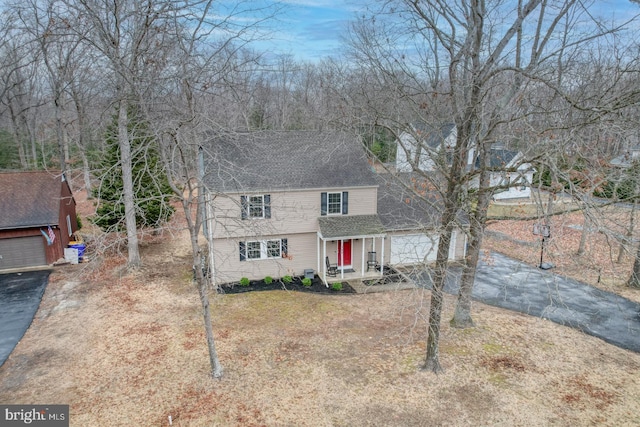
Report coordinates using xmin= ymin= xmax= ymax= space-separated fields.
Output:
xmin=318 ymin=215 xmax=385 ymax=239
xmin=376 ymin=173 xmax=468 ymax=231
xmin=202 ymin=131 xmax=377 ymax=193
xmin=0 ymin=171 xmax=67 ymax=229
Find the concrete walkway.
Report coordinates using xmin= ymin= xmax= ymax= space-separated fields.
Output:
xmin=412 ymin=252 xmax=640 ymax=353
xmin=0 ymin=270 xmax=50 ymax=367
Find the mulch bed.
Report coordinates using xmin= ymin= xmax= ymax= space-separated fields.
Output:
xmin=219 ymin=275 xmax=356 ymax=294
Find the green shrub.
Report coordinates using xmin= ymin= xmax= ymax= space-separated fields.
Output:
xmin=76 ymin=214 xmax=83 ymax=230
xmin=264 ymin=276 xmax=273 ymax=285
xmin=240 ymin=277 xmax=250 ymax=286
xmin=301 ymin=277 xmax=312 ymax=287
xmin=282 ymin=275 xmax=293 ymax=284
xmin=331 ymin=282 xmax=343 ymax=292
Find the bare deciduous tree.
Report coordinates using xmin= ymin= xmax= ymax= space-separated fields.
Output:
xmin=346 ymin=0 xmax=640 ymax=372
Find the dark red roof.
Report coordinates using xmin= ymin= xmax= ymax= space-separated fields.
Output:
xmin=0 ymin=170 xmax=71 ymax=229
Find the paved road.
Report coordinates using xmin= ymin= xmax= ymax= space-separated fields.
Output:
xmin=0 ymin=270 xmax=50 ymax=367
xmin=414 ymin=252 xmax=640 ymax=353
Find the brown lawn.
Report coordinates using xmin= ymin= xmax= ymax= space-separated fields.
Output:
xmin=0 ymin=194 xmax=639 ymax=426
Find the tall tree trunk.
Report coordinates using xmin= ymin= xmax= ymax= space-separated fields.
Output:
xmin=54 ymin=85 xmax=67 ymax=173
xmin=118 ymin=99 xmax=141 ymax=269
xmin=618 ymin=203 xmax=635 ymax=263
xmin=577 ymin=211 xmax=589 ymax=255
xmin=71 ymin=85 xmax=93 ymax=196
xmin=181 ymin=164 xmax=223 ymax=378
xmin=423 ymin=211 xmax=456 ymax=373
xmin=451 ymin=156 xmax=492 ymax=328
xmin=627 ymin=240 xmax=640 ymax=289
xmin=424 ymin=132 xmax=466 ymax=371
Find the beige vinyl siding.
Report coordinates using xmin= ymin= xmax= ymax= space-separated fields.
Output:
xmin=213 ymin=232 xmax=319 ymax=284
xmin=211 ymin=187 xmax=378 ymax=239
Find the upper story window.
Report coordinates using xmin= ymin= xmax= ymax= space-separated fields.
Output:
xmin=241 ymin=195 xmax=271 ymax=220
xmin=327 ymin=193 xmax=342 ymax=214
xmin=321 ymin=191 xmax=348 ymax=216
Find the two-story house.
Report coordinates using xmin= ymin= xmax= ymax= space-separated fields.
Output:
xmin=201 ymin=130 xmax=466 ymax=285
xmin=395 ymin=123 xmax=532 ymax=200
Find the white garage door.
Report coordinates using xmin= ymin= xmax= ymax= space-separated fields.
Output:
xmin=390 ymin=232 xmax=456 ymax=265
xmin=0 ymin=236 xmax=47 ymax=270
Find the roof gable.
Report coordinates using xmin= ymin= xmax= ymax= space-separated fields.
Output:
xmin=202 ymin=130 xmax=377 ymax=193
xmin=0 ymin=171 xmax=67 ymax=229
xmin=409 ymin=123 xmax=456 ymax=149
xmin=473 ymin=146 xmax=522 ymax=169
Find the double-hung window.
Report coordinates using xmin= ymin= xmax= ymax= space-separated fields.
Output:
xmin=327 ymin=193 xmax=342 ymax=214
xmin=240 ymin=239 xmax=288 ymax=261
xmin=246 ymin=241 xmax=262 ymax=260
xmin=266 ymin=240 xmax=281 ymax=258
xmin=320 ymin=191 xmax=348 ymax=216
xmin=241 ymin=195 xmax=271 ymax=219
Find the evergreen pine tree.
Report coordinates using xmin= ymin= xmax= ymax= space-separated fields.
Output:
xmin=93 ymin=105 xmax=174 ymax=231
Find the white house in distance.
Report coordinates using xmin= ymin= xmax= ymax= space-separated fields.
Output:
xmin=480 ymin=145 xmax=533 ymax=200
xmin=200 ymin=130 xmax=467 ymax=285
xmin=395 ymin=123 xmax=533 ymax=200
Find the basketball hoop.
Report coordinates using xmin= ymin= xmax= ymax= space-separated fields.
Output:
xmin=533 ymin=223 xmax=550 ymax=238
xmin=533 ymin=223 xmax=552 ymax=269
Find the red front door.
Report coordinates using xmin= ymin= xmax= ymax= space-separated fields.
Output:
xmin=337 ymin=240 xmax=352 ymax=267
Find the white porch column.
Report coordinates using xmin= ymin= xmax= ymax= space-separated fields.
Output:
xmin=361 ymin=238 xmax=365 ymax=278
xmin=380 ymin=236 xmax=385 ymax=275
xmin=317 ymin=235 xmax=321 ymax=273
xmin=340 ymin=239 xmax=344 ymax=279
xmin=322 ymin=238 xmax=327 ymax=284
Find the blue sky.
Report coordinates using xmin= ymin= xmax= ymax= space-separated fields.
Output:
xmin=250 ymin=0 xmax=364 ymax=61
xmin=248 ymin=0 xmax=639 ymax=63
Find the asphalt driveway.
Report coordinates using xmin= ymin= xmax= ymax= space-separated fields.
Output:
xmin=413 ymin=252 xmax=640 ymax=353
xmin=0 ymin=270 xmax=50 ymax=367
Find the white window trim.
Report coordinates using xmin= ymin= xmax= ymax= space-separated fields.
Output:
xmin=246 ymin=241 xmax=262 ymax=260
xmin=66 ymin=215 xmax=72 ymax=237
xmin=245 ymin=239 xmax=282 ymax=260
xmin=327 ymin=192 xmax=342 ymax=215
xmin=248 ymin=195 xmax=265 ymax=219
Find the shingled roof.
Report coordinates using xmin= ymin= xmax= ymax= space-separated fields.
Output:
xmin=376 ymin=173 xmax=468 ymax=231
xmin=0 ymin=170 xmax=72 ymax=229
xmin=318 ymin=214 xmax=385 ymax=239
xmin=201 ymin=130 xmax=377 ymax=193
xmin=410 ymin=123 xmax=456 ymax=149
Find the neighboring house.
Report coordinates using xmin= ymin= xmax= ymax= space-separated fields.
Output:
xmin=395 ymin=123 xmax=461 ymax=173
xmin=395 ymin=123 xmax=532 ymax=200
xmin=474 ymin=146 xmax=533 ymax=201
xmin=610 ymin=145 xmax=640 ymax=168
xmin=0 ymin=171 xmax=78 ymax=271
xmin=201 ymin=130 xmax=466 ymax=285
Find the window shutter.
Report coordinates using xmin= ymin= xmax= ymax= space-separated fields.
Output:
xmin=342 ymin=191 xmax=348 ymax=214
xmin=239 ymin=241 xmax=246 ymax=261
xmin=240 ymin=196 xmax=248 ymax=220
xmin=320 ymin=192 xmax=327 ymax=216
xmin=281 ymin=238 xmax=288 ymax=257
xmin=264 ymin=194 xmax=271 ymax=219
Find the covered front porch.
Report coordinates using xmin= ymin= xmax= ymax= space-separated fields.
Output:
xmin=316 ymin=214 xmax=387 ymax=286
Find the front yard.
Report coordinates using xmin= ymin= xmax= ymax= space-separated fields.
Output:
xmin=1 ymin=193 xmax=639 ymax=426
xmin=0 ymin=220 xmax=639 ymax=426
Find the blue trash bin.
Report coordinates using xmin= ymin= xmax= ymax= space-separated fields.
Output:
xmin=68 ymin=243 xmax=86 ymax=261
